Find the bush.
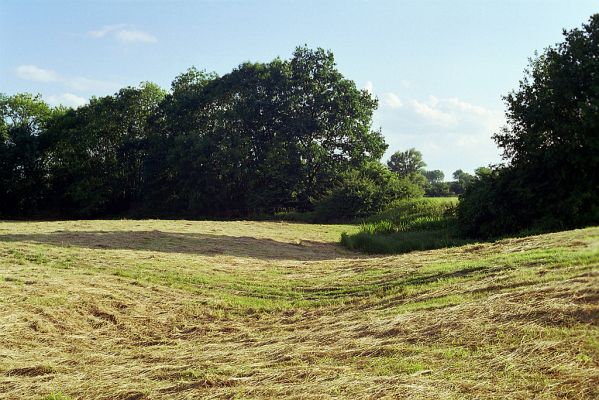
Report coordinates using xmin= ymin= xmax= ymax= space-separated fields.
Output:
xmin=458 ymin=16 xmax=599 ymax=238
xmin=456 ymin=168 xmax=525 ymax=238
xmin=458 ymin=162 xmax=599 ymax=239
xmin=313 ymin=162 xmax=422 ymax=222
xmin=425 ymin=181 xmax=452 ymax=197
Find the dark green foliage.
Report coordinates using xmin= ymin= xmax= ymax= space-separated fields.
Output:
xmin=0 ymin=47 xmax=387 ymax=219
xmin=340 ymin=197 xmax=467 ymax=254
xmin=449 ymin=169 xmax=474 ymax=195
xmin=387 ymin=148 xmax=426 ymax=178
xmin=458 ymin=15 xmax=599 ymax=237
xmin=457 ymin=167 xmax=522 ymax=237
xmin=426 ymin=181 xmax=452 ymax=197
xmin=143 ymin=48 xmax=385 ymax=217
xmin=313 ymin=162 xmax=422 ymax=222
xmin=46 ymin=83 xmax=165 ymax=216
xmin=0 ymin=93 xmax=54 ymax=216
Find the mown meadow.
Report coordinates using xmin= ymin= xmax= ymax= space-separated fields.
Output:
xmin=0 ymin=219 xmax=597 ymax=399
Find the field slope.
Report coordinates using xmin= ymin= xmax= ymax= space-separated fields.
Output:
xmin=0 ymin=220 xmax=598 ymax=399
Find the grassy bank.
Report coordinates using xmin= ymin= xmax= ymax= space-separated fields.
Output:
xmin=341 ymin=197 xmax=469 ymax=254
xmin=0 ymin=220 xmax=597 ymax=398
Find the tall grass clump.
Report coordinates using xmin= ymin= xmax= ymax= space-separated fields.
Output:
xmin=341 ymin=197 xmax=470 ymax=254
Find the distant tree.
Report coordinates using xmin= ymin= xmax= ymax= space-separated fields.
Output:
xmin=387 ymin=148 xmax=426 ymax=178
xmin=474 ymin=166 xmax=492 ymax=177
xmin=427 ymin=182 xmax=452 ymax=197
xmin=423 ymin=170 xmax=444 ymax=183
xmin=459 ymin=14 xmax=599 ymax=237
xmin=449 ymin=169 xmax=474 ymax=195
xmin=452 ymin=169 xmax=473 ymax=184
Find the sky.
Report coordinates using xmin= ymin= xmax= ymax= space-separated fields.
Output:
xmin=1 ymin=0 xmax=596 ymax=177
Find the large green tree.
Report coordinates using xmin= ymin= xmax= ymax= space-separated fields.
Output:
xmin=48 ymin=82 xmax=165 ymax=216
xmin=459 ymin=14 xmax=599 ymax=237
xmin=387 ymin=148 xmax=426 ymax=178
xmin=1 ymin=47 xmax=389 ymax=218
xmin=287 ymin=47 xmax=386 ymax=208
xmin=144 ymin=47 xmax=386 ymax=216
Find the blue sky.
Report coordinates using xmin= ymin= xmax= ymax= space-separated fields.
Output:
xmin=1 ymin=0 xmax=596 ymax=177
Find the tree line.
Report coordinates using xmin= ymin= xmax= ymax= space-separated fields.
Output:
xmin=1 ymin=47 xmax=442 ymax=220
xmin=385 ymin=147 xmax=487 ymax=197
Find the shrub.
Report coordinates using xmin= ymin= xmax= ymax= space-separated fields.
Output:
xmin=458 ymin=15 xmax=599 ymax=238
xmin=313 ymin=162 xmax=422 ymax=222
xmin=425 ymin=181 xmax=452 ymax=197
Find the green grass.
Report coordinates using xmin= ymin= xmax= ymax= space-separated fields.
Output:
xmin=341 ymin=197 xmax=467 ymax=254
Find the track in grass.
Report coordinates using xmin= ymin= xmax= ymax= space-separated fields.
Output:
xmin=0 ymin=220 xmax=598 ymax=399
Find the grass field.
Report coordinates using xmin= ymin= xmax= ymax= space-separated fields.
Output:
xmin=0 ymin=220 xmax=598 ymax=399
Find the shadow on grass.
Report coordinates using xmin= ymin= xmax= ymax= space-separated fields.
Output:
xmin=0 ymin=230 xmax=358 ymax=261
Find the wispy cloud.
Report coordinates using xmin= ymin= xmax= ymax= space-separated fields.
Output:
xmin=364 ymin=81 xmax=374 ymax=95
xmin=380 ymin=92 xmax=502 ymax=131
xmin=47 ymin=93 xmax=88 ymax=108
xmin=374 ymin=90 xmax=505 ymax=175
xmin=88 ymin=24 xmax=157 ymax=43
xmin=88 ymin=24 xmax=127 ymax=38
xmin=409 ymin=98 xmax=456 ymax=127
xmin=15 ymin=64 xmax=120 ymax=94
xmin=16 ymin=65 xmax=60 ymax=82
xmin=383 ymin=92 xmax=403 ymax=109
xmin=66 ymin=76 xmax=121 ymax=92
xmin=114 ymin=29 xmax=157 ymax=43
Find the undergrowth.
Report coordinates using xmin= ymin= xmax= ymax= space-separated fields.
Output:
xmin=341 ymin=197 xmax=469 ymax=254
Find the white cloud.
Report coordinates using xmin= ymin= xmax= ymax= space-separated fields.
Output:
xmin=409 ymin=98 xmax=457 ymax=127
xmin=15 ymin=65 xmax=60 ymax=82
xmin=427 ymin=95 xmax=439 ymax=108
xmin=88 ymin=24 xmax=157 ymax=44
xmin=381 ymin=93 xmax=502 ymax=130
xmin=383 ymin=92 xmax=403 ymax=109
xmin=15 ymin=64 xmax=120 ymax=94
xmin=374 ymin=92 xmax=505 ymax=176
xmin=114 ymin=29 xmax=157 ymax=43
xmin=47 ymin=93 xmax=88 ymax=108
xmin=88 ymin=24 xmax=128 ymax=38
xmin=364 ymin=81 xmax=374 ymax=95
